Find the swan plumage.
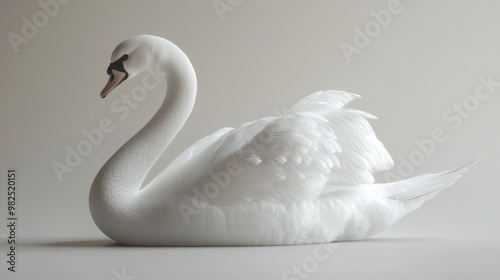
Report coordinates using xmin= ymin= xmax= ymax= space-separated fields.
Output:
xmin=90 ymin=35 xmax=475 ymax=246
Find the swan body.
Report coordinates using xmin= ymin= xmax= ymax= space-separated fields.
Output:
xmin=90 ymin=35 xmax=474 ymax=246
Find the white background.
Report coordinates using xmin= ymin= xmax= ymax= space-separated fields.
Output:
xmin=0 ymin=0 xmax=499 ymax=279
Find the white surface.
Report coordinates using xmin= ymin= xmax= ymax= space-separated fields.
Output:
xmin=9 ymin=234 xmax=500 ymax=280
xmin=0 ymin=0 xmax=499 ymax=278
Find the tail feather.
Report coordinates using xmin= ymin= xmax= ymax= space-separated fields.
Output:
xmin=381 ymin=159 xmax=480 ymax=202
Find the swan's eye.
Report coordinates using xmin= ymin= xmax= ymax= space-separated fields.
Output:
xmin=107 ymin=54 xmax=129 ymax=75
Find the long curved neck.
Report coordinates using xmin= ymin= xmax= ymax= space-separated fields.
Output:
xmin=90 ymin=42 xmax=196 ymax=218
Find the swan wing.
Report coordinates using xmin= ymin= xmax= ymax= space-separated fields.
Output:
xmin=168 ymin=127 xmax=234 ymax=169
xmin=178 ymin=90 xmax=394 ymax=205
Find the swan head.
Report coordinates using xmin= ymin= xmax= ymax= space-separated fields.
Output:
xmin=100 ymin=35 xmax=159 ymax=98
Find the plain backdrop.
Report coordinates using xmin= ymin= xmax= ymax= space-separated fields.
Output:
xmin=0 ymin=0 xmax=499 ymax=279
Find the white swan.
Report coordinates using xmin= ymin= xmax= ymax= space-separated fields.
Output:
xmin=90 ymin=35 xmax=475 ymax=246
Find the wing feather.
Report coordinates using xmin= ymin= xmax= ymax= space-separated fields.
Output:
xmin=173 ymin=90 xmax=394 ymax=206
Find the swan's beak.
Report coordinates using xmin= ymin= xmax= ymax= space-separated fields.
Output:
xmin=100 ymin=69 xmax=128 ymax=98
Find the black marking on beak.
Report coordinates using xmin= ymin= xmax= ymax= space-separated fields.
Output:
xmin=107 ymin=54 xmax=129 ymax=76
